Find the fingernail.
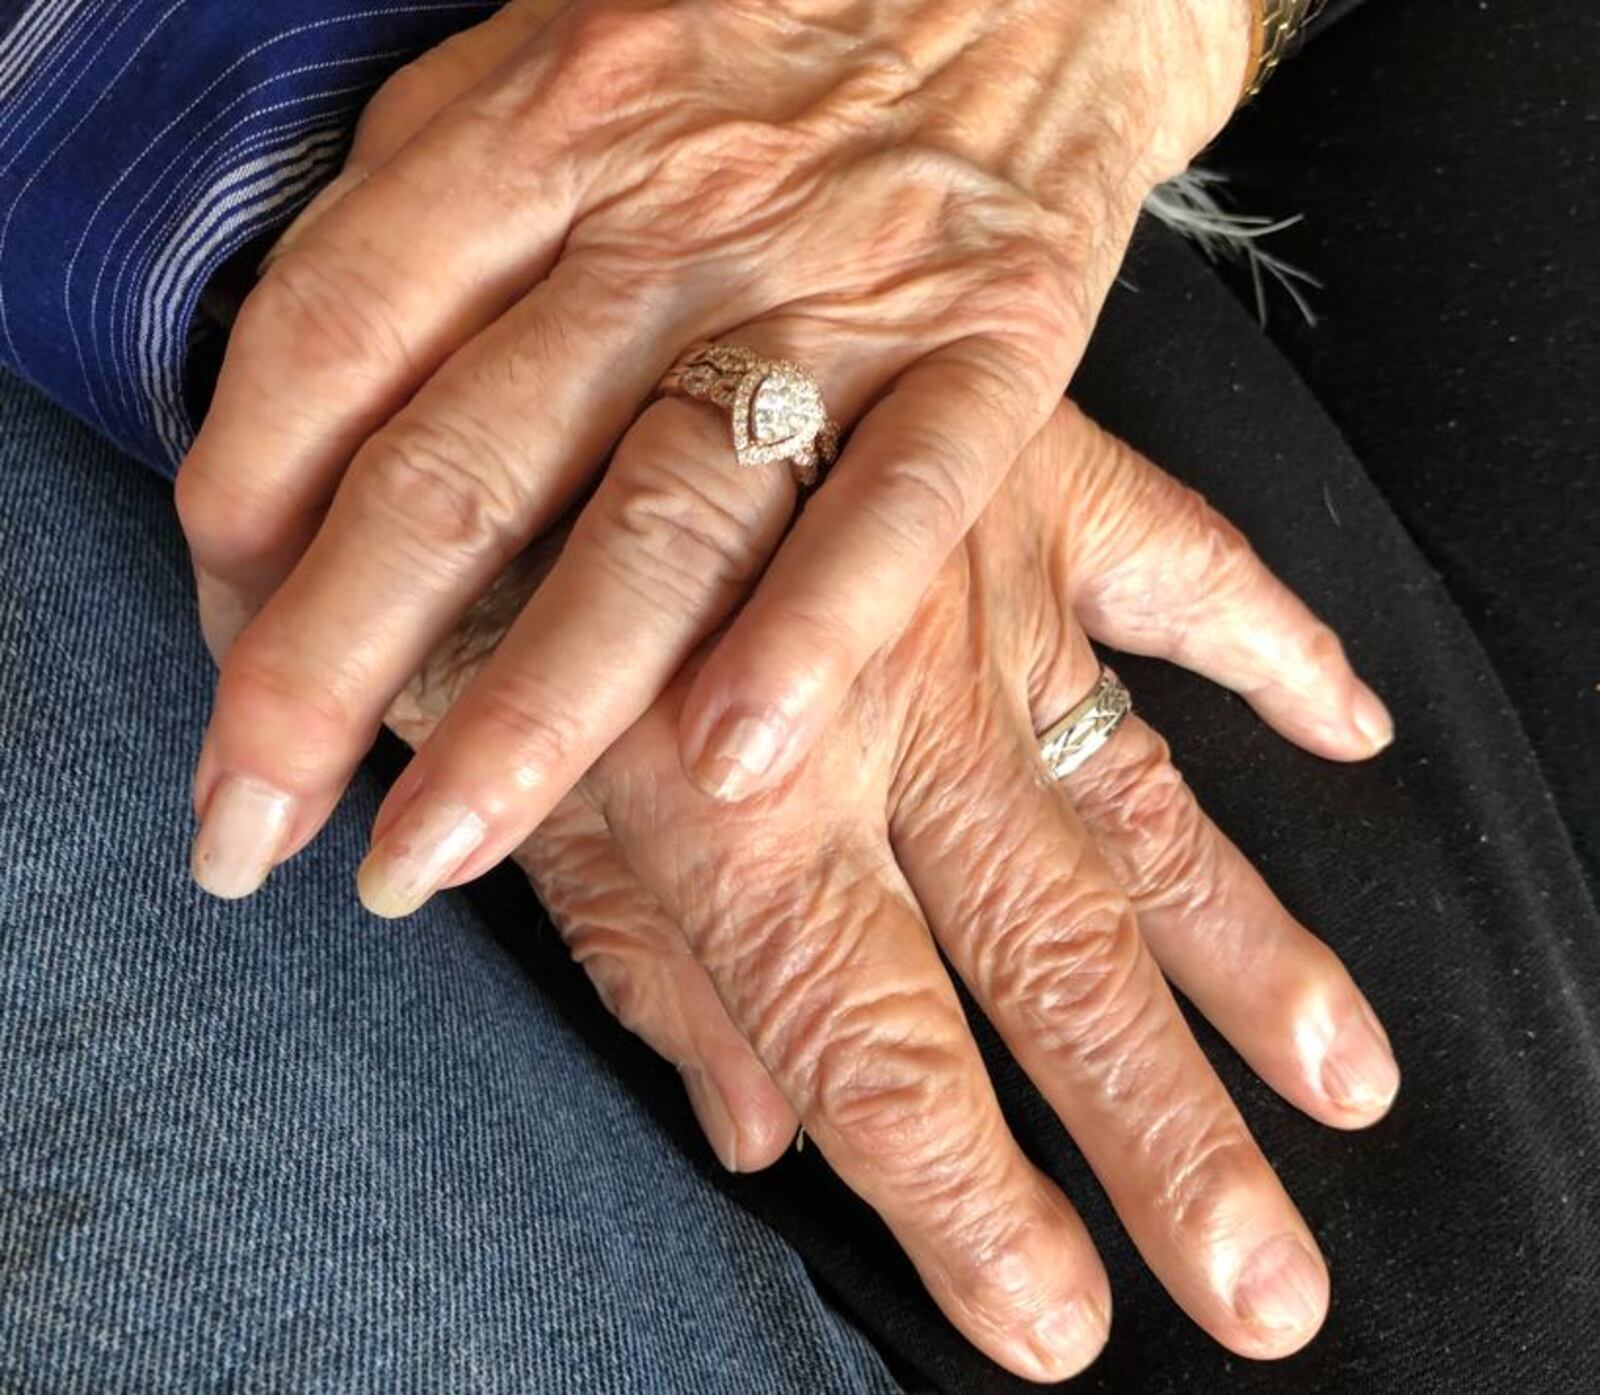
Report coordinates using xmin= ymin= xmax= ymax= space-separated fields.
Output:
xmin=1350 ymin=682 xmax=1394 ymax=753
xmin=1024 ymin=1295 xmax=1109 ymax=1379
xmin=1233 ymin=1234 xmax=1327 ymax=1338
xmin=1321 ymin=1007 xmax=1401 ymax=1113
xmin=688 ymin=714 xmax=785 ymax=802
xmin=357 ymin=799 xmax=486 ymax=919
xmin=190 ymin=776 xmax=294 ymax=899
xmin=681 ymin=1067 xmax=741 ymax=1172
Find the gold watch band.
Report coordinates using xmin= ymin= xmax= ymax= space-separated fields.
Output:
xmin=1241 ymin=0 xmax=1327 ymax=103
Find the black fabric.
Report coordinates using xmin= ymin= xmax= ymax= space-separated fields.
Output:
xmin=1213 ymin=0 xmax=1600 ymax=897
xmin=684 ymin=221 xmax=1600 ymax=1394
xmin=652 ymin=7 xmax=1600 ymax=1381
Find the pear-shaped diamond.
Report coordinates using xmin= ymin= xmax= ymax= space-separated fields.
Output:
xmin=750 ymin=371 xmax=822 ymax=446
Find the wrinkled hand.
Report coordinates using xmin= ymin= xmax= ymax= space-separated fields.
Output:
xmin=384 ymin=402 xmax=1398 ymax=1383
xmin=178 ymin=0 xmax=1259 ymax=911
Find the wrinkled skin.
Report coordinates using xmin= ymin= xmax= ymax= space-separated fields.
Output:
xmin=384 ymin=402 xmax=1400 ymax=1383
xmin=177 ymin=0 xmax=1264 ymax=917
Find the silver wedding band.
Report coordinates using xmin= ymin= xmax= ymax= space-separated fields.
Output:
xmin=1037 ymin=668 xmax=1132 ymax=780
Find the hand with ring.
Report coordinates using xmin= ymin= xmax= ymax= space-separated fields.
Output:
xmin=175 ymin=0 xmax=1290 ymax=909
xmin=382 ymin=401 xmax=1400 ymax=1382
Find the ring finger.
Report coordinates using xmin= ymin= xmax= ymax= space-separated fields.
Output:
xmin=351 ymin=320 xmax=920 ymax=915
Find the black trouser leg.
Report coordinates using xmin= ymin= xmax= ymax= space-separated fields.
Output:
xmin=1213 ymin=0 xmax=1600 ymax=893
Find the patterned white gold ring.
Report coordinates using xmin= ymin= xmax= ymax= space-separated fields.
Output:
xmin=1037 ymin=668 xmax=1132 ymax=780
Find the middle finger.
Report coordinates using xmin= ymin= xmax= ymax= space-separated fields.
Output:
xmin=891 ymin=682 xmax=1331 ymax=1359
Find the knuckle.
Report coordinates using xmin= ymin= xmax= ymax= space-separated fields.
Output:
xmin=1078 ymin=741 xmax=1220 ymax=916
xmin=559 ymin=2 xmax=679 ymax=80
xmin=862 ymin=439 xmax=978 ymax=562
xmin=794 ymin=990 xmax=997 ymax=1199
xmin=355 ymin=60 xmax=437 ymax=150
xmin=353 ymin=413 xmax=525 ymax=561
xmin=475 ymin=4 xmax=679 ymax=153
xmin=943 ymin=1205 xmax=1091 ymax=1335
xmin=1147 ymin=1106 xmax=1264 ymax=1250
xmin=470 ymin=679 xmax=585 ymax=778
xmin=1198 ymin=511 xmax=1264 ymax=601
xmin=1297 ymin=618 xmax=1352 ymax=681
xmin=240 ymin=251 xmax=410 ymax=381
xmin=996 ymin=236 xmax=1089 ymax=343
xmin=945 ymin=224 xmax=1091 ymax=351
xmin=977 ymin=883 xmax=1150 ymax=1058
xmin=586 ymin=438 xmax=772 ymax=610
xmin=215 ymin=645 xmax=364 ymax=780
xmin=576 ymin=949 xmax=657 ymax=1036
xmin=174 ymin=456 xmax=265 ymax=570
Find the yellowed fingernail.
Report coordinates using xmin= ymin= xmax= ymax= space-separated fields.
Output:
xmin=689 ymin=714 xmax=784 ymax=802
xmin=357 ymin=799 xmax=486 ymax=919
xmin=1350 ymin=682 xmax=1394 ymax=753
xmin=190 ymin=776 xmax=293 ymax=900
xmin=1321 ymin=1009 xmax=1400 ymax=1113
xmin=1233 ymin=1235 xmax=1327 ymax=1338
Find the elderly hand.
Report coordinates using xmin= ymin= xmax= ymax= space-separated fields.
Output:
xmin=381 ymin=400 xmax=1398 ymax=1382
xmin=177 ymin=0 xmax=1269 ymax=910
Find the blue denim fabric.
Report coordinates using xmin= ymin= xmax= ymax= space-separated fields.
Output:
xmin=0 ymin=368 xmax=901 ymax=1393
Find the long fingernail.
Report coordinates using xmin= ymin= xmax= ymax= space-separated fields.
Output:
xmin=682 ymin=1067 xmax=742 ymax=1172
xmin=1023 ymin=1295 xmax=1109 ymax=1380
xmin=357 ymin=799 xmax=486 ymax=920
xmin=1233 ymin=1234 xmax=1327 ymax=1339
xmin=190 ymin=776 xmax=294 ymax=899
xmin=687 ymin=713 xmax=785 ymax=802
xmin=1350 ymin=682 xmax=1394 ymax=753
xmin=1321 ymin=1005 xmax=1400 ymax=1113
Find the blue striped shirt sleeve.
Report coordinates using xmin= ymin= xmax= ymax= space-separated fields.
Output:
xmin=0 ymin=0 xmax=499 ymax=475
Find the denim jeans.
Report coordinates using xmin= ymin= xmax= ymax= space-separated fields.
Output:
xmin=0 ymin=372 xmax=901 ymax=1392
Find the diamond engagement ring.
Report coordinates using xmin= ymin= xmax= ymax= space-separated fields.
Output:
xmin=1037 ymin=668 xmax=1132 ymax=779
xmin=659 ymin=341 xmax=840 ymax=487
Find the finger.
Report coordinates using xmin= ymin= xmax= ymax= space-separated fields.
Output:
xmin=261 ymin=8 xmax=556 ymax=274
xmin=892 ymin=695 xmax=1329 ymax=1360
xmin=187 ymin=261 xmax=688 ymax=900
xmin=1062 ymin=409 xmax=1393 ymax=760
xmin=1058 ymin=714 xmax=1399 ymax=1128
xmin=515 ymin=798 xmax=800 ymax=1172
xmin=594 ymin=758 xmax=1111 ymax=1382
xmin=679 ymin=333 xmax=1067 ymax=801
xmin=386 ymin=653 xmax=799 ymax=1172
xmin=354 ymin=323 xmax=914 ymax=918
xmin=174 ymin=3 xmax=573 ymax=655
